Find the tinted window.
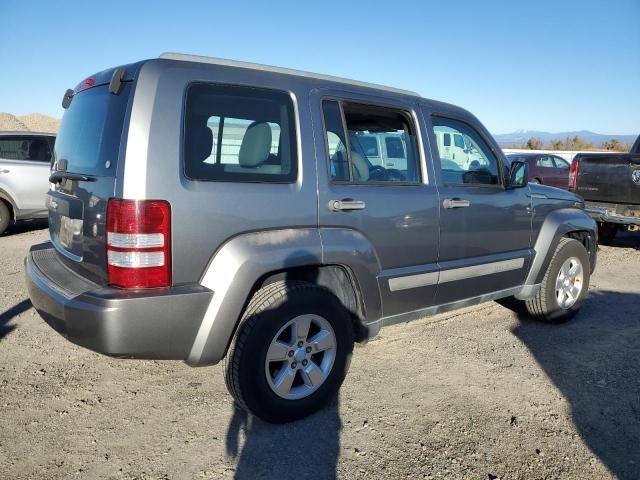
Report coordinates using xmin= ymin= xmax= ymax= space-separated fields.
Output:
xmin=453 ymin=134 xmax=465 ymax=149
xmin=432 ymin=117 xmax=500 ymax=185
xmin=322 ymin=100 xmax=420 ymax=184
xmin=184 ymin=83 xmax=297 ymax=183
xmin=443 ymin=133 xmax=451 ymax=147
xmin=55 ymin=83 xmax=131 ymax=175
xmin=0 ymin=136 xmax=52 ymax=163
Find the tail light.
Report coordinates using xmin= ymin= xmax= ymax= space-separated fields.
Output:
xmin=106 ymin=199 xmax=171 ymax=288
xmin=568 ymin=159 xmax=579 ymax=190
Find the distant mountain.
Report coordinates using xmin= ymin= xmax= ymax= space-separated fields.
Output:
xmin=0 ymin=113 xmax=60 ymax=133
xmin=494 ymin=130 xmax=637 ymax=146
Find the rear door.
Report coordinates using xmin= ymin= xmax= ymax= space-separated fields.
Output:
xmin=48 ymin=74 xmax=135 ymax=285
xmin=312 ymin=90 xmax=440 ymax=317
xmin=0 ymin=135 xmax=51 ymax=214
xmin=427 ymin=113 xmax=532 ymax=305
xmin=534 ymin=155 xmax=560 ymax=186
xmin=551 ymin=155 xmax=571 ymax=189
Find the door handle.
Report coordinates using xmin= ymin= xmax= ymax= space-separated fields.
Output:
xmin=328 ymin=199 xmax=366 ymax=212
xmin=443 ymin=198 xmax=470 ymax=209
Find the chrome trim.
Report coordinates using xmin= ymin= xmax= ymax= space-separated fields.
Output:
xmin=529 ymin=193 xmax=548 ymax=199
xmin=439 ymin=258 xmax=524 ymax=283
xmin=388 ymin=271 xmax=438 ymax=292
xmin=387 ymin=257 xmax=525 ymax=292
xmin=585 ymin=207 xmax=640 ymax=226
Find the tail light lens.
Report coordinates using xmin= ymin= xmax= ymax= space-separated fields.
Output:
xmin=106 ymin=199 xmax=171 ymax=288
xmin=568 ymin=159 xmax=579 ymax=190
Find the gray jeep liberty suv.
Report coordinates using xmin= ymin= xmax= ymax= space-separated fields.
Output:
xmin=26 ymin=53 xmax=597 ymax=423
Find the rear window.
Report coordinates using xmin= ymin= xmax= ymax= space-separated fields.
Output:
xmin=183 ymin=83 xmax=297 ymax=183
xmin=0 ymin=136 xmax=52 ymax=163
xmin=54 ymin=83 xmax=132 ymax=176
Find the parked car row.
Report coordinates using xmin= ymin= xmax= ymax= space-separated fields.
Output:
xmin=25 ymin=54 xmax=598 ymax=423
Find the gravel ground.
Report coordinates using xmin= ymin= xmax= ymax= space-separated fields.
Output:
xmin=1 ymin=224 xmax=639 ymax=480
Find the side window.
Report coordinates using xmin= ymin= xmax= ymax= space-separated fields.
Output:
xmin=536 ymin=156 xmax=554 ymax=168
xmin=184 ymin=83 xmax=297 ymax=182
xmin=553 ymin=156 xmax=570 ymax=169
xmin=0 ymin=136 xmax=51 ymax=162
xmin=385 ymin=136 xmax=405 ymax=159
xmin=321 ymin=100 xmax=420 ymax=184
xmin=432 ymin=117 xmax=500 ymax=185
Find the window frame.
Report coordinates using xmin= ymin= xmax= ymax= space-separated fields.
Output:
xmin=430 ymin=114 xmax=505 ymax=188
xmin=320 ymin=96 xmax=423 ymax=186
xmin=182 ymin=81 xmax=299 ymax=184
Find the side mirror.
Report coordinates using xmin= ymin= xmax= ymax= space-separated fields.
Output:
xmin=506 ymin=160 xmax=528 ymax=188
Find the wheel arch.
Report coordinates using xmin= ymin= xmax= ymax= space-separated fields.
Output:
xmin=186 ymin=228 xmax=382 ymax=366
xmin=524 ymin=208 xmax=597 ymax=288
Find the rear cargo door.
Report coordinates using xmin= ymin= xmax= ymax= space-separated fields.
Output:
xmin=48 ymin=79 xmax=133 ymax=285
xmin=576 ymin=154 xmax=640 ymax=204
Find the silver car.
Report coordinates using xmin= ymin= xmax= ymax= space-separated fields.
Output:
xmin=0 ymin=131 xmax=54 ymax=234
xmin=26 ymin=54 xmax=597 ymax=423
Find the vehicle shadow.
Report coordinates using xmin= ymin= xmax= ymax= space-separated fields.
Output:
xmin=0 ymin=219 xmax=48 ymax=237
xmin=224 ymin=257 xmax=348 ymax=479
xmin=0 ymin=299 xmax=32 ymax=340
xmin=226 ymin=398 xmax=342 ymax=480
xmin=511 ymin=290 xmax=640 ymax=479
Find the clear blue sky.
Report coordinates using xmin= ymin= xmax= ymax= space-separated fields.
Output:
xmin=1 ymin=0 xmax=638 ymax=134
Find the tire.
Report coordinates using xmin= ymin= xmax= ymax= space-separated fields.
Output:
xmin=530 ymin=178 xmax=541 ymax=184
xmin=0 ymin=201 xmax=10 ymax=235
xmin=525 ymin=237 xmax=590 ymax=323
xmin=224 ymin=281 xmax=354 ymax=423
xmin=597 ymin=222 xmax=617 ymax=246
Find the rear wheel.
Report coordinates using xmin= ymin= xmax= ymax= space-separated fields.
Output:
xmin=0 ymin=201 xmax=10 ymax=235
xmin=224 ymin=281 xmax=353 ymax=423
xmin=597 ymin=222 xmax=617 ymax=245
xmin=525 ymin=237 xmax=590 ymax=323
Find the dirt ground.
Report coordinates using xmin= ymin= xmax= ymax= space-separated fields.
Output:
xmin=1 ymin=223 xmax=639 ymax=480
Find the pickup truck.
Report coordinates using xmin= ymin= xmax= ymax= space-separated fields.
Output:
xmin=569 ymin=135 xmax=640 ymax=244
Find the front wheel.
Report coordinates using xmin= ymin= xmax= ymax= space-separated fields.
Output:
xmin=525 ymin=237 xmax=590 ymax=323
xmin=224 ymin=281 xmax=354 ymax=423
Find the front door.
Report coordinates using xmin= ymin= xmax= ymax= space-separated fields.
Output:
xmin=312 ymin=91 xmax=440 ymax=317
xmin=427 ymin=114 xmax=533 ymax=305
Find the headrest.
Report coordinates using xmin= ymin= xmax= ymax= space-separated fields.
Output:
xmin=239 ymin=122 xmax=272 ymax=168
xmin=187 ymin=122 xmax=214 ymax=164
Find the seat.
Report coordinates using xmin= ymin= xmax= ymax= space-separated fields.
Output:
xmin=185 ymin=120 xmax=214 ymax=178
xmin=238 ymin=122 xmax=272 ymax=168
xmin=351 ymin=151 xmax=370 ymax=182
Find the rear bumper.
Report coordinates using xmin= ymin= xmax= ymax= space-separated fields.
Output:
xmin=585 ymin=202 xmax=640 ymax=226
xmin=25 ymin=242 xmax=213 ymax=360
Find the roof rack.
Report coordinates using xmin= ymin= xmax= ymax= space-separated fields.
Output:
xmin=159 ymin=52 xmax=420 ymax=98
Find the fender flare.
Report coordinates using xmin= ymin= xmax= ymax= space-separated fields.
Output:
xmin=522 ymin=208 xmax=597 ymax=289
xmin=186 ymin=227 xmax=383 ymax=366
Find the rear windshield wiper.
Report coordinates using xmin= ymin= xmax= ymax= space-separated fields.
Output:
xmin=49 ymin=171 xmax=96 ymax=184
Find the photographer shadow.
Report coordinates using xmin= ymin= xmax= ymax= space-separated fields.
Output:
xmin=511 ymin=290 xmax=640 ymax=479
